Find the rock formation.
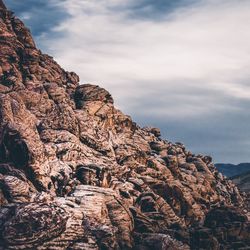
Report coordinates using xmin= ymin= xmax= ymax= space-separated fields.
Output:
xmin=0 ymin=1 xmax=249 ymax=249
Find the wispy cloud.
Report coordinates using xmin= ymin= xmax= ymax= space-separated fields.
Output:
xmin=6 ymin=0 xmax=250 ymax=163
xmin=5 ymin=0 xmax=68 ymax=41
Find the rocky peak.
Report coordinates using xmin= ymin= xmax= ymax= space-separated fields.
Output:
xmin=0 ymin=1 xmax=249 ymax=249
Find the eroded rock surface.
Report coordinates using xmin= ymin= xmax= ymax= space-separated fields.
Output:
xmin=0 ymin=2 xmax=249 ymax=249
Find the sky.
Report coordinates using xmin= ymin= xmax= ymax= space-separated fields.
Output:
xmin=4 ymin=0 xmax=250 ymax=164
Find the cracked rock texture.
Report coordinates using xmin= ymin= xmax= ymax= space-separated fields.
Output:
xmin=0 ymin=1 xmax=249 ymax=249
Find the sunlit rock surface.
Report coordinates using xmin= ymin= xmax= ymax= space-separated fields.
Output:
xmin=0 ymin=1 xmax=249 ymax=249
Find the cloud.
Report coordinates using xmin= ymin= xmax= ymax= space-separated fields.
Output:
xmin=5 ymin=0 xmax=69 ymax=46
xmin=6 ymin=0 xmax=250 ymax=163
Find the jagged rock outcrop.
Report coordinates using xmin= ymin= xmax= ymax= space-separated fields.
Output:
xmin=0 ymin=2 xmax=249 ymax=249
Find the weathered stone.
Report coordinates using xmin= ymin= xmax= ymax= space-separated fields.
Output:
xmin=74 ymin=84 xmax=113 ymax=109
xmin=144 ymin=127 xmax=161 ymax=137
xmin=0 ymin=203 xmax=68 ymax=249
xmin=0 ymin=1 xmax=248 ymax=249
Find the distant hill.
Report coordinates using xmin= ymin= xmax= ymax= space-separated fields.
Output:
xmin=231 ymin=170 xmax=250 ymax=193
xmin=231 ymin=171 xmax=250 ymax=209
xmin=215 ymin=163 xmax=250 ymax=178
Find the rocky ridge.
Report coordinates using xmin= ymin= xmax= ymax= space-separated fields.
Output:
xmin=0 ymin=1 xmax=249 ymax=249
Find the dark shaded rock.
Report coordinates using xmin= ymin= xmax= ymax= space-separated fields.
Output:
xmin=0 ymin=203 xmax=68 ymax=249
xmin=204 ymin=207 xmax=247 ymax=228
xmin=134 ymin=233 xmax=190 ymax=250
xmin=144 ymin=127 xmax=161 ymax=137
xmin=0 ymin=126 xmax=31 ymax=168
xmin=190 ymin=229 xmax=219 ymax=250
xmin=74 ymin=84 xmax=113 ymax=109
xmin=149 ymin=140 xmax=167 ymax=152
xmin=190 ymin=207 xmax=250 ymax=249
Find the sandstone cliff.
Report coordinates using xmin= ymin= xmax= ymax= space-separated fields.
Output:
xmin=0 ymin=2 xmax=249 ymax=249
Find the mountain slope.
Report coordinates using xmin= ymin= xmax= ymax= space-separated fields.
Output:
xmin=231 ymin=171 xmax=250 ymax=216
xmin=0 ymin=2 xmax=249 ymax=249
xmin=215 ymin=163 xmax=250 ymax=178
xmin=231 ymin=170 xmax=250 ymax=193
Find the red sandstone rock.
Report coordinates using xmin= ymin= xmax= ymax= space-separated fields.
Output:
xmin=0 ymin=1 xmax=248 ymax=249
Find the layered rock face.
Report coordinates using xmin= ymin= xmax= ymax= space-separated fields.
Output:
xmin=0 ymin=2 xmax=249 ymax=249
